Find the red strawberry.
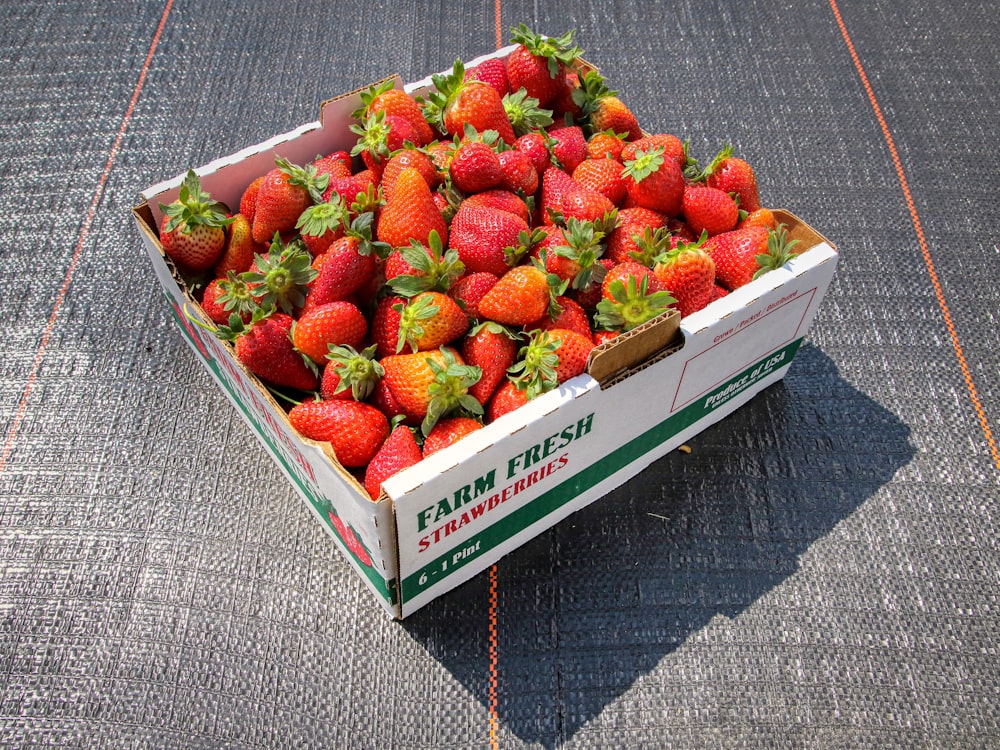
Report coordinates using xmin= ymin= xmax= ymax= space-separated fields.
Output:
xmin=424 ymin=60 xmax=516 ymax=144
xmin=465 ymin=57 xmax=511 ymax=97
xmin=572 ymin=158 xmax=627 ymax=205
xmin=380 ymin=347 xmax=482 ymax=435
xmin=450 ymin=139 xmax=503 ymax=194
xmin=448 ymin=271 xmax=499 ymax=320
xmin=214 ymin=212 xmax=262 ymax=278
xmin=296 ymin=196 xmax=350 ymax=256
xmin=538 ymin=166 xmax=579 ymax=224
xmin=380 ymin=147 xmax=441 ymax=204
xmin=540 ymin=217 xmax=610 ymax=293
xmin=371 ymin=293 xmax=408 ymax=358
xmin=595 ymin=272 xmax=676 ymax=333
xmin=477 ymin=263 xmax=559 ymax=326
xmin=239 ymin=175 xmax=264 ymax=225
xmin=320 ymin=344 xmax=384 ymax=402
xmin=376 ymin=168 xmax=448 ymax=249
xmin=621 ymin=133 xmax=686 ymax=168
xmin=502 ymin=87 xmax=556 ymax=138
xmin=622 ymin=146 xmax=685 ymax=217
xmin=652 ymin=234 xmax=717 ymax=317
xmin=305 ymin=214 xmax=384 ymax=307
xmin=240 ymin=236 xmax=317 ymax=315
xmin=560 ymin=181 xmax=617 ymax=224
xmin=486 ymin=379 xmax=532 ymax=422
xmin=158 ymin=170 xmax=233 ymax=273
xmin=600 ymin=260 xmax=663 ymax=300
xmin=292 ymin=300 xmax=368 ymax=366
xmin=448 ymin=201 xmax=530 ymax=277
xmin=576 ymin=70 xmax=642 ymax=141
xmin=738 ymin=206 xmax=777 ymax=230
xmin=586 ymin=130 xmax=628 ymax=162
xmin=232 ymin=311 xmax=318 ymax=391
xmin=506 ymin=25 xmax=581 ymax=108
xmin=312 ymin=150 xmax=352 ymax=181
xmin=681 ymin=184 xmax=739 ymax=237
xmin=515 ymin=131 xmax=553 ymax=175
xmin=395 ymin=291 xmax=470 ymax=353
xmin=423 ymin=417 xmax=484 ymax=457
xmin=289 ymin=399 xmax=390 ymax=468
xmin=383 ymin=231 xmax=465 ymax=297
xmin=497 ymin=149 xmax=540 ymax=196
xmin=350 ymin=110 xmax=419 ymax=179
xmin=356 ymin=81 xmax=435 ymax=148
xmin=200 ymin=278 xmax=233 ymax=325
xmin=364 ymin=425 xmax=423 ymax=500
xmin=547 ymin=124 xmax=588 ymax=174
xmin=605 ymin=206 xmax=667 ymax=264
xmin=461 ymin=321 xmax=520 ymax=405
xmin=509 ymin=327 xmax=594 ymax=398
xmin=251 ymin=157 xmax=329 ymax=243
xmin=706 ymin=224 xmax=800 ymax=290
xmin=461 ymin=189 xmax=532 ymax=225
xmin=525 ymin=295 xmax=593 ymax=341
xmin=702 ymin=144 xmax=761 ymax=213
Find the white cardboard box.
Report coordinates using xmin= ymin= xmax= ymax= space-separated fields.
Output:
xmin=132 ymin=50 xmax=838 ymax=619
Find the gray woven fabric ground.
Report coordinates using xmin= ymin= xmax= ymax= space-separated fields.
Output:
xmin=1 ymin=0 xmax=997 ymax=747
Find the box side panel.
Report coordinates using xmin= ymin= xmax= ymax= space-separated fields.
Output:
xmin=133 ymin=208 xmax=400 ymax=617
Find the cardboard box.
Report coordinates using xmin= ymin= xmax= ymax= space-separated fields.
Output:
xmin=132 ymin=46 xmax=838 ymax=618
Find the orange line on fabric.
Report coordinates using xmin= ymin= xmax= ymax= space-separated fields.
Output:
xmin=829 ymin=0 xmax=1000 ymax=472
xmin=0 ymin=0 xmax=175 ymax=479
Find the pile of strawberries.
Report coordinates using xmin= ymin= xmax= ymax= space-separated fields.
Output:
xmin=158 ymin=25 xmax=801 ymax=500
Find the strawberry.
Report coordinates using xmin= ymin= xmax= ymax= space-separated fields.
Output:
xmin=350 ymin=110 xmax=418 ymax=178
xmin=547 ymin=124 xmax=588 ymax=174
xmin=395 ymin=291 xmax=470 ymax=353
xmin=560 ymin=181 xmax=618 ymax=224
xmin=158 ymin=170 xmax=233 ymax=273
xmin=605 ymin=206 xmax=666 ymax=264
xmin=210 ymin=271 xmax=259 ymax=322
xmin=251 ymin=157 xmax=329 ymax=243
xmin=739 ymin=207 xmax=777 ymax=230
xmin=239 ymin=175 xmax=264 ymax=225
xmin=449 ymin=138 xmax=503 ymax=194
xmin=461 ymin=188 xmax=532 ymax=225
xmin=320 ymin=344 xmax=384 ymax=402
xmin=465 ymin=57 xmax=511 ymax=97
xmin=448 ymin=201 xmax=531 ymax=277
xmin=509 ymin=327 xmax=594 ymax=398
xmin=376 ymin=167 xmax=448 ymax=249
xmin=525 ymin=295 xmax=593 ymax=341
xmin=292 ymin=300 xmax=368 ymax=366
xmin=424 ymin=60 xmax=517 ymax=144
xmin=541 ymin=216 xmax=610 ymax=292
xmin=448 ymin=271 xmax=499 ymax=321
xmin=514 ymin=131 xmax=553 ymax=175
xmin=241 ymin=235 xmax=317 ymax=315
xmin=652 ymin=233 xmax=717 ymax=317
xmin=506 ymin=24 xmax=582 ymax=108
xmin=477 ymin=263 xmax=561 ymax=326
xmin=622 ymin=146 xmax=685 ymax=217
xmin=384 ymin=230 xmax=465 ymax=299
xmin=586 ymin=130 xmax=628 ymax=162
xmin=423 ymin=417 xmax=484 ymax=457
xmin=486 ymin=379 xmax=532 ymax=422
xmin=230 ymin=310 xmax=319 ymax=391
xmin=356 ymin=80 xmax=435 ymax=147
xmin=214 ymin=212 xmax=262 ymax=278
xmin=380 ymin=347 xmax=482 ymax=435
xmin=371 ymin=293 xmax=408 ymax=358
xmin=621 ymin=133 xmax=686 ymax=168
xmin=364 ymin=425 xmax=423 ymax=500
xmin=595 ymin=272 xmax=676 ymax=333
xmin=538 ymin=166 xmax=579 ymax=224
xmin=461 ymin=321 xmax=520 ymax=405
xmin=295 ymin=195 xmax=350 ymax=256
xmin=305 ymin=213 xmax=385 ymax=308
xmin=312 ymin=150 xmax=353 ymax=181
xmin=496 ymin=149 xmax=540 ymax=196
xmin=572 ymin=157 xmax=627 ymax=205
xmin=200 ymin=278 xmax=234 ymax=325
xmin=502 ymin=88 xmax=555 ymax=137
xmin=380 ymin=147 xmax=441 ymax=204
xmin=707 ymin=224 xmax=800 ymax=290
xmin=289 ymin=399 xmax=390 ymax=468
xmin=576 ymin=70 xmax=642 ymax=141
xmin=570 ymin=257 xmax=615 ymax=311
xmin=681 ymin=184 xmax=739 ymax=237
xmin=702 ymin=144 xmax=761 ymax=213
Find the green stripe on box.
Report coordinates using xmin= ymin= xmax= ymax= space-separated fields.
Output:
xmin=401 ymin=339 xmax=803 ymax=600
